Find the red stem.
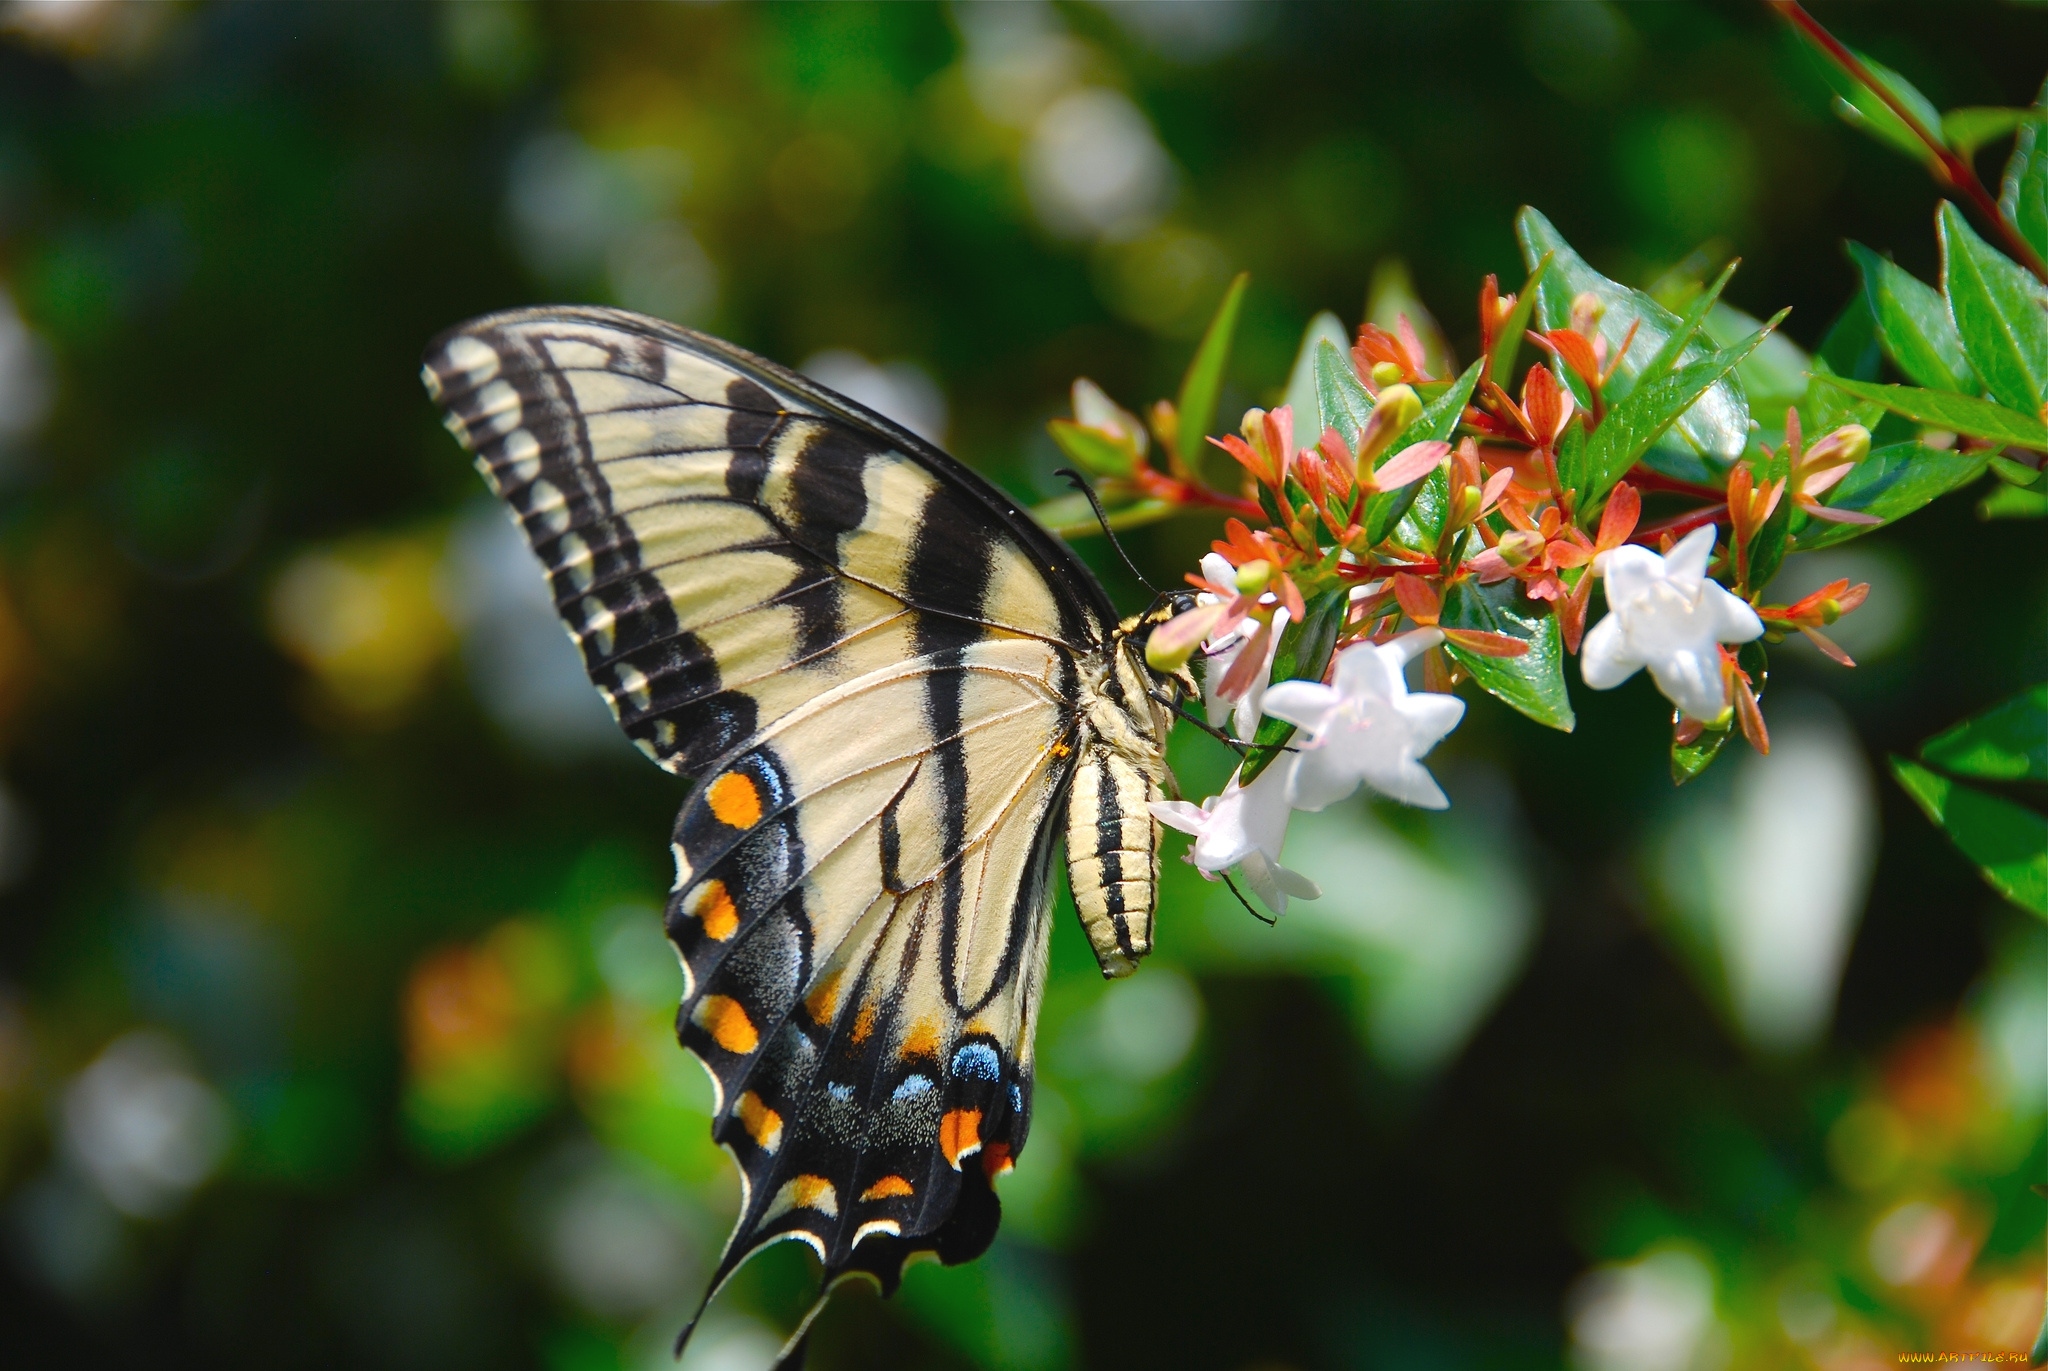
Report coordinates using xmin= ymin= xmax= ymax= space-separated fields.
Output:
xmin=1540 ymin=444 xmax=1571 ymax=518
xmin=1632 ymin=504 xmax=1729 ymax=544
xmin=1335 ymin=558 xmax=1442 ymax=578
xmin=1134 ymin=468 xmax=1264 ymax=520
xmin=1767 ymin=0 xmax=2048 ymax=285
xmin=1623 ymin=467 xmax=1727 ymax=500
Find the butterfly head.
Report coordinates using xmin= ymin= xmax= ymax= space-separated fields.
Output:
xmin=1116 ymin=592 xmax=1200 ymax=711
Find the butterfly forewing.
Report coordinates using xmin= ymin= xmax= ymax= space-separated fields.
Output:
xmin=422 ymin=307 xmax=1134 ymax=1320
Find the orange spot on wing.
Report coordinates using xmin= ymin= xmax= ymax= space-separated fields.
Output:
xmin=900 ymin=1014 xmax=940 ymax=1060
xmin=734 ymin=1090 xmax=782 ymax=1152
xmin=939 ymin=1108 xmax=982 ymax=1169
xmin=805 ymin=972 xmax=842 ymax=1025
xmin=860 ymin=1174 xmax=914 ymax=1201
xmin=693 ymin=995 xmax=758 ymax=1054
xmin=706 ymin=772 xmax=761 ymax=829
xmin=1049 ymin=741 xmax=1071 ymax=758
xmin=982 ymin=1143 xmax=1013 ymax=1178
xmin=851 ymin=1003 xmax=875 ymax=1044
xmin=693 ymin=880 xmax=739 ymax=941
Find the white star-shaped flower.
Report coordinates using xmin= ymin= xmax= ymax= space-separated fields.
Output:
xmin=1149 ymin=753 xmax=1321 ymax=915
xmin=1580 ymin=524 xmax=1763 ymax=722
xmin=1193 ymin=552 xmax=1287 ymax=742
xmin=1259 ymin=629 xmax=1464 ymax=811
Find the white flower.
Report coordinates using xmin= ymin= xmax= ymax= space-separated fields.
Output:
xmin=1580 ymin=524 xmax=1763 ymax=723
xmin=1204 ymin=613 xmax=1288 ymax=742
xmin=1150 ymin=753 xmax=1321 ymax=915
xmin=1259 ymin=629 xmax=1464 ymax=811
xmin=1194 ymin=552 xmax=1285 ymax=742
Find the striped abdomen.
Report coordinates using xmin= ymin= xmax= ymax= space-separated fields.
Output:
xmin=1065 ymin=743 xmax=1163 ymax=978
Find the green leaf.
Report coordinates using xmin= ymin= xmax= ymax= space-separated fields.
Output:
xmin=1706 ymin=302 xmax=1812 ymax=415
xmin=1920 ymin=684 xmax=2047 ymax=782
xmin=1029 ymin=492 xmax=1174 ymax=537
xmin=1382 ymin=360 xmax=1481 ymax=549
xmin=1554 ymin=420 xmax=1589 ymax=500
xmin=1791 ymin=441 xmax=1990 ymax=550
xmin=1943 ymin=106 xmax=2036 ymax=158
xmin=1283 ymin=311 xmax=1349 ymax=437
xmin=1174 ymin=270 xmax=1250 ymax=468
xmin=1981 ymin=481 xmax=2048 ymax=519
xmin=1392 ymin=467 xmax=1448 ymax=555
xmin=1487 ymin=252 xmax=1551 ymax=389
xmin=1439 ymin=578 xmax=1574 ymax=732
xmin=1406 ymin=358 xmax=1481 ymax=446
xmin=1808 ymin=375 xmax=2048 ymax=450
xmin=1891 ymin=757 xmax=2048 ymax=917
xmin=1999 ymin=78 xmax=2048 ymax=267
xmin=1818 ymin=292 xmax=1884 ymax=383
xmin=1046 ymin=418 xmax=1138 ymax=479
xmin=1990 ymin=453 xmax=2044 ymax=485
xmin=1578 ymin=317 xmax=1781 ymax=510
xmin=1745 ymin=472 xmax=1794 ymax=592
xmin=1797 ymin=37 xmax=1942 ymax=165
xmin=1806 ymin=294 xmax=1887 ymax=439
xmin=1805 ymin=360 xmax=1886 ymax=439
xmin=1517 ymin=207 xmax=1750 ymax=462
xmin=1313 ymin=337 xmax=1373 ymax=450
xmin=1639 ymin=259 xmax=1737 ymax=391
xmin=1846 ymin=242 xmax=1977 ymax=393
xmin=1671 ymin=726 xmax=1731 ymax=785
xmin=1239 ymin=588 xmax=1347 ymax=784
xmin=1938 ymin=202 xmax=2048 ymax=416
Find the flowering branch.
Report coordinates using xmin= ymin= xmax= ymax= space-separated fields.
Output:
xmin=1766 ymin=0 xmax=2048 ymax=284
xmin=1031 ymin=198 xmax=1964 ymax=906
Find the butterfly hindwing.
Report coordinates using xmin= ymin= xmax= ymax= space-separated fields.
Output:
xmin=670 ymin=640 xmax=1076 ymax=1292
xmin=422 ymin=307 xmax=1123 ymax=1318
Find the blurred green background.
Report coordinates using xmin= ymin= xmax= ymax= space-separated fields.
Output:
xmin=0 ymin=3 xmax=2042 ymax=1369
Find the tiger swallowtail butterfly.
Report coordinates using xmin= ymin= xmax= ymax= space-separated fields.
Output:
xmin=422 ymin=307 xmax=1191 ymax=1363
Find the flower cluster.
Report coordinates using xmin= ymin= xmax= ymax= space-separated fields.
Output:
xmin=1044 ymin=239 xmax=1886 ymax=912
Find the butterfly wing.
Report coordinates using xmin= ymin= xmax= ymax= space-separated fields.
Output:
xmin=422 ymin=307 xmax=1114 ymax=1313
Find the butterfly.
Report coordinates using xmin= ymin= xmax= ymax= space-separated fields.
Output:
xmin=421 ymin=306 xmax=1194 ymax=1361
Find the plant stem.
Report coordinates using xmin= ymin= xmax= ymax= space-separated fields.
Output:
xmin=1335 ymin=558 xmax=1442 ymax=578
xmin=1624 ymin=467 xmax=1728 ymax=501
xmin=1767 ymin=0 xmax=2048 ymax=285
xmin=1633 ymin=504 xmax=1729 ymax=544
xmin=1133 ymin=467 xmax=1264 ymax=521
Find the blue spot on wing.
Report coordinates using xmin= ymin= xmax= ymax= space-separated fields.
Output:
xmin=951 ymin=1043 xmax=1000 ymax=1081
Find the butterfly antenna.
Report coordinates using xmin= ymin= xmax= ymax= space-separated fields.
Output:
xmin=1053 ymin=467 xmax=1158 ymax=595
xmin=1221 ymin=871 xmax=1277 ymax=926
